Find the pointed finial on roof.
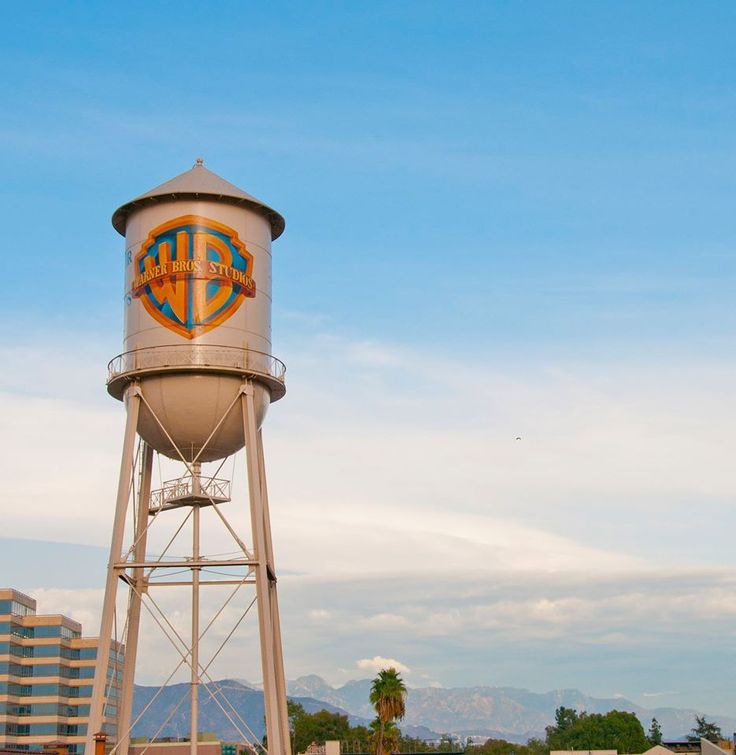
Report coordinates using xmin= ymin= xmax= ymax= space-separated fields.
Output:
xmin=195 ymin=156 xmax=205 ymax=167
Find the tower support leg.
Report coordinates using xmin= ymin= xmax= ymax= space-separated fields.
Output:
xmin=242 ymin=385 xmax=291 ymax=755
xmin=190 ymin=503 xmax=201 ymax=755
xmin=116 ymin=442 xmax=154 ymax=755
xmin=257 ymin=430 xmax=291 ymax=753
xmin=86 ymin=386 xmax=142 ymax=755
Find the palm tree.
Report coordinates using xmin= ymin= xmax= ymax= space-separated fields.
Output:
xmin=369 ymin=668 xmax=407 ymax=755
xmin=369 ymin=718 xmax=401 ymax=755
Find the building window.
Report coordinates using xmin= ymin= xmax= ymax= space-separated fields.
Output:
xmin=3 ymin=662 xmax=27 ymax=676
xmin=28 ymin=724 xmax=59 ymax=736
xmin=31 ymin=664 xmax=62 ymax=677
xmin=19 ymin=683 xmax=59 ymax=696
xmin=33 ymin=645 xmax=61 ymax=658
xmin=11 ymin=601 xmax=34 ymax=618
xmin=5 ymin=724 xmax=31 ymax=736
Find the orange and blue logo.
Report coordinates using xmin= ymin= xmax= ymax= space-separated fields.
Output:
xmin=131 ymin=215 xmax=256 ymax=339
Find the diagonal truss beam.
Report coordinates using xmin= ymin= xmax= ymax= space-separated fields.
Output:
xmin=90 ymin=379 xmax=289 ymax=755
xmin=138 ymin=390 xmax=253 ymax=559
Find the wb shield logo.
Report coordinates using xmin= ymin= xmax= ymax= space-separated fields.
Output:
xmin=132 ymin=215 xmax=256 ymax=339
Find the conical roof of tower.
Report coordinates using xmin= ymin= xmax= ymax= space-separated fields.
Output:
xmin=111 ymin=159 xmax=285 ymax=239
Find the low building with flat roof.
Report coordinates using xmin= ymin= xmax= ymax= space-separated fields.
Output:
xmin=129 ymin=734 xmax=256 ymax=755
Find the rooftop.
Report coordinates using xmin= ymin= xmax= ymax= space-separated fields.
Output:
xmin=111 ymin=158 xmax=286 ymax=239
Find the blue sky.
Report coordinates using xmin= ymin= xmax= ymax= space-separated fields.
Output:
xmin=4 ymin=1 xmax=736 ymax=354
xmin=2 ymin=0 xmax=736 ymax=722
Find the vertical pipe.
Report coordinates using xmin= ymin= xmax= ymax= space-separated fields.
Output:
xmin=257 ymin=430 xmax=291 ymax=755
xmin=191 ymin=503 xmax=201 ymax=755
xmin=242 ymin=387 xmax=284 ymax=755
xmin=117 ymin=442 xmax=154 ymax=755
xmin=192 ymin=462 xmax=202 ymax=497
xmin=86 ymin=387 xmax=141 ymax=755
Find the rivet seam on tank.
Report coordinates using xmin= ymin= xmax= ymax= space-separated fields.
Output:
xmin=128 ymin=215 xmax=257 ymax=340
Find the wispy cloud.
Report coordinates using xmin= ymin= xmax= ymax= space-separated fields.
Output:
xmin=357 ymin=656 xmax=411 ymax=674
xmin=4 ymin=329 xmax=736 ymax=711
xmin=642 ymin=691 xmax=680 ymax=698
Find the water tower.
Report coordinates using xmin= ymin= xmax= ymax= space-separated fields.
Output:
xmin=86 ymin=161 xmax=291 ymax=755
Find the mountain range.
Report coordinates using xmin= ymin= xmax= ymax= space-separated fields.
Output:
xmin=132 ymin=680 xmax=340 ymax=743
xmin=286 ymin=676 xmax=736 ymax=743
xmin=131 ymin=680 xmax=434 ymax=743
xmin=130 ymin=675 xmax=736 ymax=745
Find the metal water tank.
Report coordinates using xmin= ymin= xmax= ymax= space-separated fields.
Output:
xmin=107 ymin=159 xmax=286 ymax=462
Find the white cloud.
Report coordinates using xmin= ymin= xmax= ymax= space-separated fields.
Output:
xmin=356 ymin=656 xmax=411 ymax=675
xmin=642 ymin=691 xmax=679 ymax=698
xmin=4 ymin=330 xmax=736 ymax=710
xmin=1 ymin=335 xmax=731 ymax=578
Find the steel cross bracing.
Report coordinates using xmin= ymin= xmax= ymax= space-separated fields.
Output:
xmin=85 ymin=380 xmax=291 ymax=755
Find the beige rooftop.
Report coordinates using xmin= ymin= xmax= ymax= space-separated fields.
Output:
xmin=111 ymin=158 xmax=286 ymax=239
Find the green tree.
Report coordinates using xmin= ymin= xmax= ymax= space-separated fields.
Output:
xmin=545 ymin=707 xmax=578 ymax=750
xmin=648 ymin=717 xmax=663 ymax=746
xmin=438 ymin=735 xmax=457 ymax=752
xmin=369 ymin=668 xmax=408 ymax=755
xmin=346 ymin=725 xmax=372 ymax=754
xmin=546 ymin=709 xmax=648 ymax=753
xmin=467 ymin=736 xmax=549 ymax=755
xmin=546 ymin=706 xmax=579 ymax=747
xmin=471 ymin=738 xmax=525 ymax=755
xmin=688 ymin=715 xmax=722 ymax=744
xmin=288 ymin=701 xmax=306 ymax=753
xmin=555 ymin=707 xmax=580 ymax=732
xmin=289 ymin=706 xmax=354 ymax=754
xmin=525 ymin=738 xmax=548 ymax=755
xmin=369 ymin=718 xmax=401 ymax=754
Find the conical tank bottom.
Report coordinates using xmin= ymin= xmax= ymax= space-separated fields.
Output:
xmin=134 ymin=374 xmax=269 ymax=462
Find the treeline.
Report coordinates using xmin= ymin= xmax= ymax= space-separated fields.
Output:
xmin=467 ymin=707 xmax=725 ymax=755
xmin=467 ymin=738 xmax=547 ymax=755
xmin=288 ymin=702 xmax=724 ymax=755
xmin=288 ymin=703 xmax=465 ymax=754
xmin=543 ymin=707 xmax=650 ymax=753
xmin=541 ymin=706 xmax=723 ymax=752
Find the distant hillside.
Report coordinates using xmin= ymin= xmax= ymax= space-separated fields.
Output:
xmin=287 ymin=676 xmax=736 ymax=743
xmin=130 ymin=676 xmax=736 ymax=745
xmin=131 ymin=680 xmax=348 ymax=742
